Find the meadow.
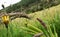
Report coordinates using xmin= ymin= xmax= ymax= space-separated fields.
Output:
xmin=0 ymin=5 xmax=60 ymax=37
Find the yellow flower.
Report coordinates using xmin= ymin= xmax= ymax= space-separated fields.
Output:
xmin=2 ymin=15 xmax=9 ymax=25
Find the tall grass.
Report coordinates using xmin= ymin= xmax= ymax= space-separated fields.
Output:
xmin=0 ymin=12 xmax=59 ymax=37
xmin=0 ymin=5 xmax=60 ymax=37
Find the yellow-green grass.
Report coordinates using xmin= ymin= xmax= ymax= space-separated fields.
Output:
xmin=11 ymin=4 xmax=60 ymax=37
xmin=29 ymin=4 xmax=60 ymax=20
xmin=0 ymin=4 xmax=60 ymax=37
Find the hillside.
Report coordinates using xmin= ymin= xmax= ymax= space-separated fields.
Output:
xmin=29 ymin=4 xmax=60 ymax=19
xmin=12 ymin=4 xmax=60 ymax=37
xmin=14 ymin=4 xmax=60 ymax=24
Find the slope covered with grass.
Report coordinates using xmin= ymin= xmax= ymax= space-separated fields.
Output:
xmin=29 ymin=4 xmax=60 ymax=19
xmin=11 ymin=4 xmax=60 ymax=37
xmin=29 ymin=4 xmax=60 ymax=37
xmin=0 ymin=5 xmax=60 ymax=37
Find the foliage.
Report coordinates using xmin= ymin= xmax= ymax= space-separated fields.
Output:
xmin=1 ymin=0 xmax=60 ymax=13
xmin=0 ymin=4 xmax=60 ymax=37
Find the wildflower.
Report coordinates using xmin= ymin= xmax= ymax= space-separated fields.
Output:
xmin=2 ymin=15 xmax=9 ymax=28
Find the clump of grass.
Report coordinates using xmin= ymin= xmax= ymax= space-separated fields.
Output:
xmin=48 ymin=12 xmax=60 ymax=37
xmin=32 ymin=18 xmax=58 ymax=37
xmin=22 ymin=17 xmax=58 ymax=37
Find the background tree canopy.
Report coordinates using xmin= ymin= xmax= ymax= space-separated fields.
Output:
xmin=0 ymin=0 xmax=60 ymax=13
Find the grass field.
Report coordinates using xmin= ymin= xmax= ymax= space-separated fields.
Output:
xmin=0 ymin=4 xmax=60 ymax=37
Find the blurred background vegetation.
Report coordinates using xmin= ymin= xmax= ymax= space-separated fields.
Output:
xmin=0 ymin=0 xmax=60 ymax=13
